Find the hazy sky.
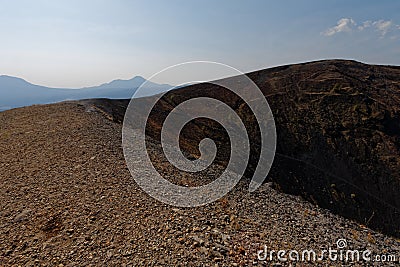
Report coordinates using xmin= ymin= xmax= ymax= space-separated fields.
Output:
xmin=0 ymin=0 xmax=399 ymax=88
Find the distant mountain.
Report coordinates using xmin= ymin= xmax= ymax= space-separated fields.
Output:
xmin=84 ymin=76 xmax=147 ymax=90
xmin=79 ymin=76 xmax=171 ymax=99
xmin=0 ymin=75 xmax=172 ymax=110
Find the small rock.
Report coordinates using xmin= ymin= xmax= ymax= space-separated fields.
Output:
xmin=192 ymin=235 xmax=204 ymax=246
xmin=66 ymin=229 xmax=74 ymax=234
xmin=198 ymin=246 xmax=208 ymax=255
xmin=214 ymin=243 xmax=229 ymax=253
xmin=13 ymin=209 xmax=32 ymax=223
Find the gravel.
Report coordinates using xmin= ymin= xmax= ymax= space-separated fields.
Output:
xmin=0 ymin=102 xmax=399 ymax=266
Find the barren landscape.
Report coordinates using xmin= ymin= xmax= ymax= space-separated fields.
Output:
xmin=0 ymin=102 xmax=399 ymax=266
xmin=1 ymin=60 xmax=399 ymax=266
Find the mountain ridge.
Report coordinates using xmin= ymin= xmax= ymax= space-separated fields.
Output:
xmin=0 ymin=75 xmax=172 ymax=110
xmin=2 ymin=59 xmax=400 ymax=237
xmin=1 ymin=59 xmax=400 ymax=265
xmin=82 ymin=59 xmax=400 ymax=237
xmin=0 ymin=74 xmax=148 ymax=89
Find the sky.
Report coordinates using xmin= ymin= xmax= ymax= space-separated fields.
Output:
xmin=0 ymin=0 xmax=399 ymax=88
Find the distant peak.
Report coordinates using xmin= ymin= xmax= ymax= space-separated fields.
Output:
xmin=130 ymin=76 xmax=146 ymax=81
xmin=0 ymin=75 xmax=33 ymax=86
xmin=128 ymin=76 xmax=147 ymax=84
xmin=0 ymin=75 xmax=28 ymax=81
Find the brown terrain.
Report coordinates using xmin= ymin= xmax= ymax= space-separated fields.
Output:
xmin=0 ymin=60 xmax=399 ymax=266
xmin=143 ymin=59 xmax=400 ymax=238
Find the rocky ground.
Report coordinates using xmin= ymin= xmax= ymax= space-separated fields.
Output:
xmin=150 ymin=60 xmax=400 ymax=238
xmin=0 ymin=102 xmax=399 ymax=266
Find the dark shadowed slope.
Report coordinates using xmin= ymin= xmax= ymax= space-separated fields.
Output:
xmin=87 ymin=59 xmax=400 ymax=237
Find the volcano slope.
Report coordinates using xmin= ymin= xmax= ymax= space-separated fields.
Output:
xmin=0 ymin=60 xmax=399 ymax=266
xmin=1 ymin=100 xmax=399 ymax=266
xmin=139 ymin=59 xmax=400 ymax=238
